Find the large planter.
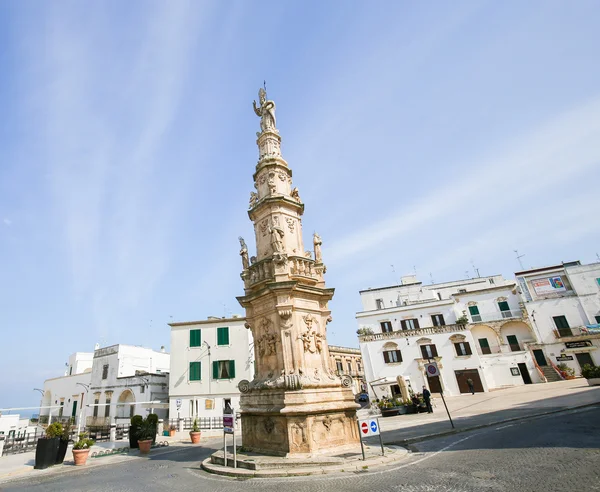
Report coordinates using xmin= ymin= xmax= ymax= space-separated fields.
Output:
xmin=129 ymin=426 xmax=139 ymax=449
xmin=381 ymin=408 xmax=399 ymax=417
xmin=55 ymin=439 xmax=69 ymax=464
xmin=396 ymin=405 xmax=409 ymax=415
xmin=72 ymin=448 xmax=90 ymax=466
xmin=405 ymin=405 xmax=417 ymax=414
xmin=168 ymin=429 xmax=176 ymax=437
xmin=35 ymin=437 xmax=59 ymax=470
xmin=138 ymin=439 xmax=152 ymax=454
xmin=190 ymin=431 xmax=201 ymax=444
xmin=587 ymin=378 xmax=600 ymax=386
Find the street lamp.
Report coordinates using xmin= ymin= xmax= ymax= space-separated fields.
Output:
xmin=75 ymin=383 xmax=90 ymax=436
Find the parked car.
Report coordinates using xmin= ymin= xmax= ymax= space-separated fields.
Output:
xmin=357 ymin=393 xmax=369 ymax=402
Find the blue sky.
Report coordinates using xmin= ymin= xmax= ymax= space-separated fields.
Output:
xmin=2 ymin=1 xmax=600 ymax=410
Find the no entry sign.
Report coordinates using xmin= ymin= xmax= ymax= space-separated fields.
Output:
xmin=359 ymin=418 xmax=380 ymax=436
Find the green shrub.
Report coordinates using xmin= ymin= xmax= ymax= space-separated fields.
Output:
xmin=581 ymin=364 xmax=600 ymax=379
xmin=136 ymin=418 xmax=156 ymax=441
xmin=556 ymin=363 xmax=575 ymax=377
xmin=147 ymin=414 xmax=159 ymax=426
xmin=73 ymin=433 xmax=94 ymax=450
xmin=131 ymin=415 xmax=144 ymax=427
xmin=45 ymin=422 xmax=63 ymax=439
xmin=192 ymin=418 xmax=200 ymax=432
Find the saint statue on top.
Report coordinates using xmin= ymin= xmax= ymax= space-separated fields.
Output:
xmin=253 ymin=87 xmax=277 ymax=133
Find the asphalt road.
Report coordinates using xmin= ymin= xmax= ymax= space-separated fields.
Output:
xmin=3 ymin=405 xmax=599 ymax=492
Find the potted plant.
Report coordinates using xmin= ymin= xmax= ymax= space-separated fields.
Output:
xmin=136 ymin=418 xmax=156 ymax=454
xmin=56 ymin=422 xmax=72 ymax=464
xmin=129 ymin=415 xmax=143 ymax=449
xmin=147 ymin=413 xmax=158 ymax=444
xmin=190 ymin=418 xmax=201 ymax=444
xmin=556 ymin=363 xmax=576 ymax=380
xmin=72 ymin=433 xmax=94 ymax=466
xmin=35 ymin=422 xmax=62 ymax=469
xmin=168 ymin=424 xmax=177 ymax=437
xmin=581 ymin=364 xmax=600 ymax=386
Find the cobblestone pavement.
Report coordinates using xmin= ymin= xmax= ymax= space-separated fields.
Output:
xmin=3 ymin=405 xmax=599 ymax=492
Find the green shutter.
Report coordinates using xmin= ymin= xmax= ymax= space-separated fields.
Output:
xmin=189 ymin=361 xmax=201 ymax=381
xmin=229 ymin=360 xmax=235 ymax=379
xmin=217 ymin=327 xmax=229 ymax=346
xmin=498 ymin=301 xmax=510 ymax=312
xmin=190 ymin=329 xmax=201 ymax=347
xmin=468 ymin=306 xmax=479 ymax=315
xmin=213 ymin=361 xmax=218 ymax=379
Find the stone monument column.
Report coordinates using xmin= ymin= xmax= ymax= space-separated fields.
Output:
xmin=237 ymin=88 xmax=359 ymax=456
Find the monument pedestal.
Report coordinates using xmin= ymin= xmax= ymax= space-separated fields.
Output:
xmin=240 ymin=386 xmax=359 ymax=456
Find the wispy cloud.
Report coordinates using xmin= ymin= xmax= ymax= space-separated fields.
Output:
xmin=327 ymin=94 xmax=600 ymax=266
xmin=2 ymin=218 xmax=11 ymax=226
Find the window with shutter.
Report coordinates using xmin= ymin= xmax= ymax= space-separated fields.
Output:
xmin=104 ymin=400 xmax=111 ymax=418
xmin=468 ymin=305 xmax=481 ymax=322
xmin=213 ymin=360 xmax=235 ymax=379
xmin=383 ymin=349 xmax=402 ymax=363
xmin=380 ymin=321 xmax=393 ymax=333
xmin=431 ymin=314 xmax=445 ymax=326
xmin=189 ymin=362 xmax=201 ymax=381
xmin=454 ymin=342 xmax=471 ymax=356
xmin=478 ymin=338 xmax=491 ymax=354
xmin=102 ymin=364 xmax=109 ymax=380
xmin=217 ymin=327 xmax=230 ymax=346
xmin=190 ymin=329 xmax=201 ymax=347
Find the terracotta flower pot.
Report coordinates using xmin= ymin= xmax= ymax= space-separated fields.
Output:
xmin=169 ymin=429 xmax=176 ymax=437
xmin=138 ymin=439 xmax=153 ymax=454
xmin=189 ymin=431 xmax=201 ymax=444
xmin=72 ymin=448 xmax=90 ymax=466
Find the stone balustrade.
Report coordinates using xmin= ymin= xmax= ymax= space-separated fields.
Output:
xmin=358 ymin=323 xmax=468 ymax=342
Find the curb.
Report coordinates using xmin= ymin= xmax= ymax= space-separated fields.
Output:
xmin=200 ymin=446 xmax=409 ymax=478
xmin=386 ymin=401 xmax=600 ymax=446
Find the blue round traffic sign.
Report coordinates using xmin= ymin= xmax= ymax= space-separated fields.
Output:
xmin=370 ymin=421 xmax=378 ymax=433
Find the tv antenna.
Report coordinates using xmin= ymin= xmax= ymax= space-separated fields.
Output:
xmin=471 ymin=259 xmax=480 ymax=278
xmin=514 ymin=250 xmax=525 ymax=270
xmin=429 ymin=272 xmax=435 ymax=285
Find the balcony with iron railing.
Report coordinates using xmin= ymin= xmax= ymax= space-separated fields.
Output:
xmin=470 ymin=309 xmax=523 ymax=324
xmin=553 ymin=326 xmax=600 ymax=341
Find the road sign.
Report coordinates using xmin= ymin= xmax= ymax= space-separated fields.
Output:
xmin=175 ymin=399 xmax=182 ymax=409
xmin=359 ymin=418 xmax=380 ymax=437
xmin=425 ymin=362 xmax=439 ymax=377
xmin=223 ymin=414 xmax=235 ymax=434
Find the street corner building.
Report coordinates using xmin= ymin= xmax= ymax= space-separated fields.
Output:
xmin=357 ymin=261 xmax=600 ymax=400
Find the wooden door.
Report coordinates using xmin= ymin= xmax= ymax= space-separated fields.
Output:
xmin=454 ymin=369 xmax=484 ymax=393
xmin=533 ymin=349 xmax=547 ymax=366
xmin=575 ymin=352 xmax=595 ymax=369
xmin=517 ymin=363 xmax=532 ymax=384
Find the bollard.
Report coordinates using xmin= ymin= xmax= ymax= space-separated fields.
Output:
xmin=158 ymin=419 xmax=164 ymax=437
xmin=178 ymin=418 xmax=184 ymax=433
xmin=110 ymin=423 xmax=116 ymax=442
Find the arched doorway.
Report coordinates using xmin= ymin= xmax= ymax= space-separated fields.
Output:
xmin=500 ymin=321 xmax=535 ymax=352
xmin=470 ymin=325 xmax=501 ymax=354
xmin=116 ymin=389 xmax=135 ymax=419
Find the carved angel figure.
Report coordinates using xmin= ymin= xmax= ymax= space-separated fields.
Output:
xmin=269 ymin=222 xmax=285 ymax=254
xmin=313 ymin=232 xmax=323 ymax=263
xmin=290 ymin=187 xmax=301 ymax=203
xmin=253 ymin=88 xmax=276 ymax=133
xmin=239 ymin=236 xmax=249 ymax=269
xmin=249 ymin=191 xmax=258 ymax=208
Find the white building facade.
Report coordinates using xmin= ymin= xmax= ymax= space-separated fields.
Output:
xmin=357 ymin=275 xmax=541 ymax=399
xmin=40 ymin=345 xmax=170 ymax=429
xmin=168 ymin=316 xmax=253 ymax=419
xmin=516 ymin=261 xmax=600 ymax=377
xmin=40 ymin=351 xmax=94 ymax=424
xmin=88 ymin=344 xmax=170 ymax=427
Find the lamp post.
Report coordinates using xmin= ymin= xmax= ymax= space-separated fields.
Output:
xmin=33 ymin=388 xmax=48 ymax=425
xmin=75 ymin=383 xmax=90 ymax=437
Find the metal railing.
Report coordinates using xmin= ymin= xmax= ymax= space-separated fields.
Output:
xmin=167 ymin=417 xmax=225 ymax=430
xmin=1 ymin=430 xmax=44 ymax=456
xmin=553 ymin=326 xmax=599 ymax=339
xmin=475 ymin=345 xmax=502 ymax=355
xmin=470 ymin=310 xmax=523 ymax=323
